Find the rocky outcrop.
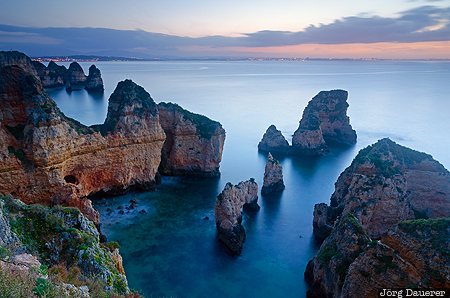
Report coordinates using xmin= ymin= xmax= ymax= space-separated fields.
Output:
xmin=0 ymin=51 xmax=37 ymax=76
xmin=0 ymin=51 xmax=166 ymax=223
xmin=0 ymin=195 xmax=130 ymax=296
xmin=214 ymin=179 xmax=259 ymax=255
xmin=292 ymin=90 xmax=356 ymax=155
xmin=258 ymin=125 xmax=290 ymax=154
xmin=342 ymin=218 xmax=450 ymax=297
xmin=32 ymin=60 xmax=104 ymax=91
xmin=261 ymin=153 xmax=285 ymax=195
xmin=305 ymin=139 xmax=450 ymax=297
xmin=66 ymin=62 xmax=87 ymax=91
xmin=85 ymin=65 xmax=104 ymax=92
xmin=32 ymin=61 xmax=67 ymax=88
xmin=158 ymin=102 xmax=225 ymax=177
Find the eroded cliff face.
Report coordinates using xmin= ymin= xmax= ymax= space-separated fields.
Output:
xmin=292 ymin=90 xmax=356 ymax=155
xmin=214 ymin=179 xmax=259 ymax=255
xmin=32 ymin=61 xmax=67 ymax=88
xmin=158 ymin=102 xmax=225 ymax=177
xmin=258 ymin=125 xmax=290 ymax=154
xmin=305 ymin=139 xmax=450 ymax=298
xmin=0 ymin=53 xmax=165 ymax=223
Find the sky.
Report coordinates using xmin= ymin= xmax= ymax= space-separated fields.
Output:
xmin=1 ymin=0 xmax=450 ymax=58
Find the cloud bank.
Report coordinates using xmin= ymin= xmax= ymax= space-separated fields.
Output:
xmin=0 ymin=6 xmax=449 ymax=58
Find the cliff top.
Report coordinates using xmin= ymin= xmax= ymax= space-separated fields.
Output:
xmin=158 ymin=102 xmax=223 ymax=139
xmin=351 ymin=138 xmax=447 ymax=177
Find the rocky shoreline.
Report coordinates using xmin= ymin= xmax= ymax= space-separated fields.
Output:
xmin=305 ymin=138 xmax=450 ymax=297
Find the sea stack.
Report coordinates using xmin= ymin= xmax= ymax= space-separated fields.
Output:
xmin=258 ymin=125 xmax=290 ymax=154
xmin=214 ymin=179 xmax=259 ymax=255
xmin=85 ymin=64 xmax=104 ymax=92
xmin=157 ymin=102 xmax=225 ymax=177
xmin=32 ymin=61 xmax=67 ymax=88
xmin=305 ymin=138 xmax=450 ymax=297
xmin=261 ymin=153 xmax=285 ymax=195
xmin=292 ymin=90 xmax=356 ymax=155
xmin=66 ymin=62 xmax=87 ymax=91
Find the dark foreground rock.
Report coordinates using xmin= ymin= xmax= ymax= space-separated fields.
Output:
xmin=305 ymin=138 xmax=450 ymax=297
xmin=214 ymin=179 xmax=259 ymax=255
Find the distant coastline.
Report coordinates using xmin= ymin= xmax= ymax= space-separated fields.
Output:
xmin=32 ymin=55 xmax=450 ymax=63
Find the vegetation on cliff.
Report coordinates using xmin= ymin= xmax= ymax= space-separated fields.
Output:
xmin=0 ymin=195 xmax=136 ymax=297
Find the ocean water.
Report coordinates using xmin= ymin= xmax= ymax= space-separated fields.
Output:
xmin=48 ymin=60 xmax=450 ymax=297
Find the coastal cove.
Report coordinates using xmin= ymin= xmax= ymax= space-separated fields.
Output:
xmin=47 ymin=60 xmax=450 ymax=297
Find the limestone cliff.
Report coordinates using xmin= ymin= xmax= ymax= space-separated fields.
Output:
xmin=292 ymin=90 xmax=356 ymax=155
xmin=261 ymin=153 xmax=285 ymax=195
xmin=158 ymin=102 xmax=225 ymax=177
xmin=0 ymin=195 xmax=130 ymax=296
xmin=258 ymin=125 xmax=290 ymax=154
xmin=0 ymin=52 xmax=165 ymax=223
xmin=66 ymin=62 xmax=87 ymax=91
xmin=32 ymin=61 xmax=67 ymax=88
xmin=85 ymin=65 xmax=104 ymax=93
xmin=214 ymin=179 xmax=259 ymax=255
xmin=305 ymin=139 xmax=450 ymax=297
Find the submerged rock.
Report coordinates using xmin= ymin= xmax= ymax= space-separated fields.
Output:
xmin=158 ymin=102 xmax=225 ymax=177
xmin=85 ymin=64 xmax=104 ymax=92
xmin=261 ymin=153 xmax=285 ymax=195
xmin=66 ymin=62 xmax=87 ymax=91
xmin=305 ymin=139 xmax=450 ymax=297
xmin=258 ymin=125 xmax=290 ymax=154
xmin=292 ymin=90 xmax=356 ymax=155
xmin=214 ymin=179 xmax=259 ymax=255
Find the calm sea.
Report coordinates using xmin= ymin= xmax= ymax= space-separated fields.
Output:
xmin=48 ymin=60 xmax=450 ymax=297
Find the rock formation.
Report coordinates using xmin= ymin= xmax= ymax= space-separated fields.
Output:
xmin=0 ymin=195 xmax=130 ymax=296
xmin=32 ymin=61 xmax=67 ymax=88
xmin=66 ymin=62 xmax=87 ymax=91
xmin=31 ymin=60 xmax=104 ymax=91
xmin=158 ymin=102 xmax=225 ymax=177
xmin=0 ymin=51 xmax=166 ymax=223
xmin=0 ymin=51 xmax=38 ymax=76
xmin=261 ymin=153 xmax=285 ymax=195
xmin=85 ymin=64 xmax=104 ymax=92
xmin=258 ymin=125 xmax=290 ymax=154
xmin=292 ymin=90 xmax=356 ymax=155
xmin=305 ymin=138 xmax=450 ymax=297
xmin=215 ymin=179 xmax=259 ymax=255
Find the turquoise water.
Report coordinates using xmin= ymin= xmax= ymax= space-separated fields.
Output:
xmin=48 ymin=60 xmax=450 ymax=297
